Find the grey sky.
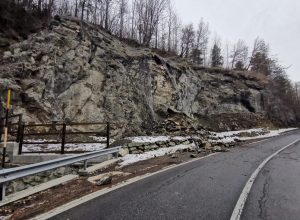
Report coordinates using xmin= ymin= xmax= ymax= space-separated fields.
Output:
xmin=173 ymin=0 xmax=300 ymax=82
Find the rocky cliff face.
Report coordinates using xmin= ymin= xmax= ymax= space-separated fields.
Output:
xmin=0 ymin=17 xmax=296 ymax=137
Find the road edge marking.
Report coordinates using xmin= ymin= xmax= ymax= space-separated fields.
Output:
xmin=31 ymin=153 xmax=219 ymax=220
xmin=230 ymin=138 xmax=300 ymax=220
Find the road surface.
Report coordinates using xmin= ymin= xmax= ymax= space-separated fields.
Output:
xmin=51 ymin=130 xmax=300 ymax=220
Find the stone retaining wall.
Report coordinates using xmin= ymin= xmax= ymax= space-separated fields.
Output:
xmin=6 ymin=166 xmax=77 ymax=195
xmin=125 ymin=138 xmax=202 ymax=154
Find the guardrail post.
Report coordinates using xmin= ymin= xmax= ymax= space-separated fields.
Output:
xmin=61 ymin=123 xmax=66 ymax=154
xmin=0 ymin=183 xmax=6 ymax=201
xmin=106 ymin=122 xmax=110 ymax=148
xmin=18 ymin=123 xmax=25 ymax=155
xmin=16 ymin=114 xmax=23 ymax=143
xmin=83 ymin=160 xmax=88 ymax=170
xmin=78 ymin=160 xmax=89 ymax=176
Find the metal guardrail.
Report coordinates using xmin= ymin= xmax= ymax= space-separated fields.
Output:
xmin=0 ymin=146 xmax=120 ymax=201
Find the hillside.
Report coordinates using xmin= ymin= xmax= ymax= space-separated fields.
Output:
xmin=0 ymin=16 xmax=297 ymax=137
xmin=0 ymin=0 xmax=47 ymax=49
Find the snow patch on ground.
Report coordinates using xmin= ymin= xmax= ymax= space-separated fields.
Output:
xmin=209 ymin=128 xmax=298 ymax=143
xmin=90 ymin=136 xmax=107 ymax=142
xmin=22 ymin=137 xmax=111 ymax=152
xmin=0 ymin=215 xmax=12 ymax=220
xmin=211 ymin=128 xmax=265 ymax=138
xmin=126 ymin=136 xmax=199 ymax=143
xmin=240 ymin=128 xmax=298 ymax=140
xmin=119 ymin=144 xmax=195 ymax=167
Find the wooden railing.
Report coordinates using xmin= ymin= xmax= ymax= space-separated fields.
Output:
xmin=18 ymin=122 xmax=111 ymax=155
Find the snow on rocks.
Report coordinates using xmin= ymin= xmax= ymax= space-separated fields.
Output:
xmin=126 ymin=136 xmax=199 ymax=143
xmin=119 ymin=144 xmax=196 ymax=167
xmin=125 ymin=137 xmax=201 ymax=154
xmin=209 ymin=128 xmax=298 ymax=143
xmin=239 ymin=128 xmax=298 ymax=140
xmin=126 ymin=136 xmax=170 ymax=143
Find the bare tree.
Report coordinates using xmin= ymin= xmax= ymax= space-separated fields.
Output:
xmin=230 ymin=39 xmax=248 ymax=70
xmin=295 ymin=82 xmax=300 ymax=101
xmin=134 ymin=0 xmax=169 ymax=46
xmin=192 ymin=18 xmax=209 ymax=64
xmin=118 ymin=0 xmax=128 ymax=38
xmin=103 ymin=0 xmax=112 ymax=29
xmin=92 ymin=0 xmax=100 ymax=24
xmin=180 ymin=23 xmax=195 ymax=58
xmin=74 ymin=0 xmax=79 ymax=17
xmin=37 ymin=0 xmax=42 ymax=13
xmin=224 ymin=41 xmax=230 ymax=69
xmin=248 ymin=37 xmax=269 ymax=70
xmin=160 ymin=21 xmax=167 ymax=51
xmin=166 ymin=1 xmax=175 ymax=52
xmin=80 ymin=0 xmax=87 ymax=21
xmin=172 ymin=14 xmax=181 ymax=53
xmin=130 ymin=0 xmax=138 ymax=39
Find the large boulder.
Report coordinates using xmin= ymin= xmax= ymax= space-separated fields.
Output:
xmin=96 ymin=175 xmax=112 ymax=186
xmin=119 ymin=147 xmax=129 ymax=157
xmin=3 ymin=51 xmax=12 ymax=59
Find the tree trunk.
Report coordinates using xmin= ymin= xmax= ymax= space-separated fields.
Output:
xmin=37 ymin=0 xmax=42 ymax=13
xmin=75 ymin=0 xmax=78 ymax=17
xmin=81 ymin=0 xmax=86 ymax=22
xmin=104 ymin=2 xmax=109 ymax=30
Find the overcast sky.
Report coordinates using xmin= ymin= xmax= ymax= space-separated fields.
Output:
xmin=173 ymin=0 xmax=300 ymax=82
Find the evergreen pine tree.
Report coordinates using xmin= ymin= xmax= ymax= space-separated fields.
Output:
xmin=211 ymin=44 xmax=223 ymax=67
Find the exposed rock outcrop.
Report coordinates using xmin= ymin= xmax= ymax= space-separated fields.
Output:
xmin=0 ymin=17 xmax=296 ymax=137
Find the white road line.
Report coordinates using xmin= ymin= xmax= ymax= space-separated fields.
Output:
xmin=230 ymin=138 xmax=300 ymax=220
xmin=31 ymin=153 xmax=219 ymax=220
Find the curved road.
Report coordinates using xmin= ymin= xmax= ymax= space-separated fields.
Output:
xmin=51 ymin=130 xmax=300 ymax=220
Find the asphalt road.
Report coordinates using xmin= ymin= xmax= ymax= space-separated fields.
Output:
xmin=51 ymin=130 xmax=300 ymax=220
xmin=242 ymin=133 xmax=300 ymax=220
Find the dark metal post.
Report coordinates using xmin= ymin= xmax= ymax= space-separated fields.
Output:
xmin=61 ymin=123 xmax=66 ymax=154
xmin=18 ymin=123 xmax=25 ymax=155
xmin=0 ymin=183 xmax=6 ymax=201
xmin=0 ymin=118 xmax=3 ymax=143
xmin=106 ymin=122 xmax=110 ymax=148
xmin=2 ymin=88 xmax=12 ymax=168
xmin=1 ymin=148 xmax=5 ymax=169
xmin=16 ymin=114 xmax=23 ymax=143
xmin=2 ymin=108 xmax=10 ymax=168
